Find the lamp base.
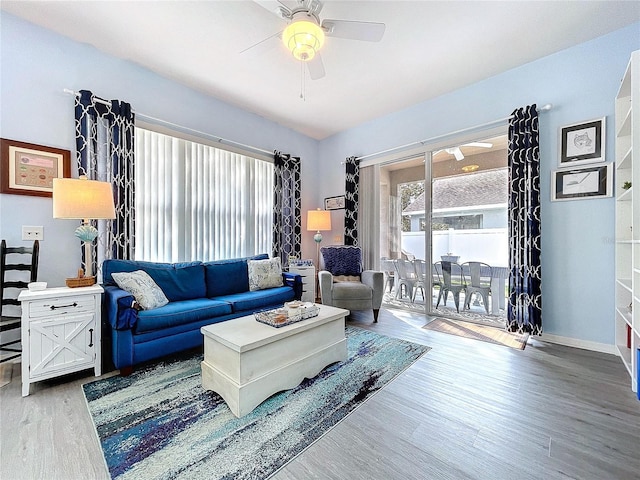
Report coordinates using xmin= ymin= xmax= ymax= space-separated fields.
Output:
xmin=313 ymin=232 xmax=323 ymax=243
xmin=66 ymin=276 xmax=96 ymax=288
xmin=74 ymin=224 xmax=99 ymax=242
xmin=66 ymin=267 xmax=95 ymax=288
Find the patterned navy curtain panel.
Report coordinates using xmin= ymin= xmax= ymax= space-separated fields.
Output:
xmin=272 ymin=151 xmax=301 ymax=266
xmin=507 ymin=104 xmax=542 ymax=335
xmin=344 ymin=156 xmax=359 ymax=246
xmin=75 ymin=90 xmax=135 ymax=276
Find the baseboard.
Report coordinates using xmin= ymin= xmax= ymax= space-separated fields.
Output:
xmin=536 ymin=333 xmax=616 ymax=355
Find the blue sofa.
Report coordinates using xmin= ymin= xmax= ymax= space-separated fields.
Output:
xmin=102 ymin=254 xmax=302 ymax=373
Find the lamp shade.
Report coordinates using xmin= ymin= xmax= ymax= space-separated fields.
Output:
xmin=282 ymin=16 xmax=325 ymax=62
xmin=307 ymin=209 xmax=331 ymax=231
xmin=53 ymin=177 xmax=116 ymax=220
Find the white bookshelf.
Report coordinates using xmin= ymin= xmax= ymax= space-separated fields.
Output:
xmin=614 ymin=50 xmax=639 ymax=394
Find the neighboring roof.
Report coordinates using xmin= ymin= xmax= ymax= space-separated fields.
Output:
xmin=403 ymin=168 xmax=508 ymax=213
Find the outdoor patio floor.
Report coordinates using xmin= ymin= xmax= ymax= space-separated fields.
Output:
xmin=382 ymin=288 xmax=506 ymax=327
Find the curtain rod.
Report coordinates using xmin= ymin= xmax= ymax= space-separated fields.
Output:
xmin=356 ymin=103 xmax=553 ymax=162
xmin=63 ymin=89 xmax=274 ymax=157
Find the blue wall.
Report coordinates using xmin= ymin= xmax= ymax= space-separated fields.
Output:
xmin=318 ymin=23 xmax=640 ymax=346
xmin=0 ymin=13 xmax=320 ymax=286
xmin=2 ymin=10 xmax=639 ymax=347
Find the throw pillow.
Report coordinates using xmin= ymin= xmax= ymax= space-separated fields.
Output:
xmin=321 ymin=246 xmax=363 ymax=276
xmin=248 ymin=257 xmax=283 ymax=291
xmin=111 ymin=270 xmax=169 ymax=310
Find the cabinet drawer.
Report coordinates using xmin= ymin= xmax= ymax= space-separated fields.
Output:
xmin=28 ymin=295 xmax=96 ymax=318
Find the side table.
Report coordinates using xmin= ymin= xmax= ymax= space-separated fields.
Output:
xmin=288 ymin=265 xmax=316 ymax=303
xmin=18 ymin=285 xmax=103 ymax=396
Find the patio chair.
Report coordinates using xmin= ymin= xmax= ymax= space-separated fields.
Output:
xmin=435 ymin=261 xmax=466 ymax=313
xmin=432 ymin=261 xmax=444 ymax=303
xmin=394 ymin=258 xmax=416 ymax=301
xmin=411 ymin=259 xmax=428 ymax=302
xmin=380 ymin=257 xmax=396 ymax=293
xmin=318 ymin=246 xmax=384 ymax=322
xmin=461 ymin=261 xmax=492 ymax=314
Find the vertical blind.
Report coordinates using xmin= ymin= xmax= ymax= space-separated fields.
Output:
xmin=135 ymin=128 xmax=273 ymax=262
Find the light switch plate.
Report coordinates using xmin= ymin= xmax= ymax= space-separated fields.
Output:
xmin=22 ymin=226 xmax=44 ymax=241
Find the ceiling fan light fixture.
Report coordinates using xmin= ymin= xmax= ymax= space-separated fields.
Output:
xmin=461 ymin=164 xmax=480 ymax=173
xmin=283 ymin=18 xmax=325 ymax=61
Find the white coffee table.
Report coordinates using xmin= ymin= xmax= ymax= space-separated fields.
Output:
xmin=201 ymin=304 xmax=349 ymax=417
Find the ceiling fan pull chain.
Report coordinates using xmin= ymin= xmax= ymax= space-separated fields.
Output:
xmin=300 ymin=61 xmax=306 ymax=101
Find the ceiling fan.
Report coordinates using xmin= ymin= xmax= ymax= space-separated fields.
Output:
xmin=435 ymin=142 xmax=493 ymax=161
xmin=245 ymin=0 xmax=386 ymax=80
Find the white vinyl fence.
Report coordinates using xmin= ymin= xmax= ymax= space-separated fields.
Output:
xmin=402 ymin=228 xmax=508 ymax=267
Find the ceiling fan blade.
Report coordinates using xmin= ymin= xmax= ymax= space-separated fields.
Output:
xmin=321 ymin=19 xmax=385 ymax=42
xmin=307 ymin=52 xmax=325 ymax=80
xmin=240 ymin=30 xmax=282 ymax=56
xmin=252 ymin=0 xmax=291 ymax=19
xmin=277 ymin=0 xmax=303 ymax=11
xmin=445 ymin=147 xmax=465 ymax=161
xmin=463 ymin=142 xmax=493 ymax=148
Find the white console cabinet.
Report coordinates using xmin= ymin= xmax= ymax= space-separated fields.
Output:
xmin=288 ymin=265 xmax=316 ymax=303
xmin=19 ymin=285 xmax=103 ymax=396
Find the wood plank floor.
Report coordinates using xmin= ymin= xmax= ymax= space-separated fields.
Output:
xmin=1 ymin=307 xmax=638 ymax=480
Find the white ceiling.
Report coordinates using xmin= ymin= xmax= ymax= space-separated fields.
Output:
xmin=2 ymin=1 xmax=639 ymax=140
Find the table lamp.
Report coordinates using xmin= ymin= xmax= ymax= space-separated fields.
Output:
xmin=53 ymin=176 xmax=116 ymax=285
xmin=307 ymin=208 xmax=332 ymax=268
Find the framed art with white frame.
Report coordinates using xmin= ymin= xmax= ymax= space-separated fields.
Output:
xmin=558 ymin=117 xmax=606 ymax=168
xmin=551 ymin=163 xmax=613 ymax=202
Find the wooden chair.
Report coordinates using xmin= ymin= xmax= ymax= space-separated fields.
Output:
xmin=1 ymin=240 xmax=39 ymax=363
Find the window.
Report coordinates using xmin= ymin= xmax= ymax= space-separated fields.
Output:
xmin=135 ymin=128 xmax=273 ymax=262
xmin=432 ymin=214 xmax=483 ymax=230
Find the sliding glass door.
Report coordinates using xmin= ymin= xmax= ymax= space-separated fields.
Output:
xmin=374 ymin=132 xmax=508 ymax=325
xmin=429 ymin=134 xmax=508 ymax=325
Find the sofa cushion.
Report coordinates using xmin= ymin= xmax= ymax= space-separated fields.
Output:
xmin=145 ymin=264 xmax=206 ymax=302
xmin=214 ymin=286 xmax=294 ymax=313
xmin=102 ymin=259 xmax=205 ymax=302
xmin=321 ymin=246 xmax=363 ymax=276
xmin=103 ymin=260 xmax=177 ymax=284
xmin=248 ymin=257 xmax=283 ymax=291
xmin=204 ymin=253 xmax=268 ymax=297
xmin=135 ymin=298 xmax=233 ymax=333
xmin=111 ymin=270 xmax=169 ymax=310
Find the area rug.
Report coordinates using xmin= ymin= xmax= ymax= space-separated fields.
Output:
xmin=82 ymin=326 xmax=430 ymax=480
xmin=422 ymin=317 xmax=528 ymax=350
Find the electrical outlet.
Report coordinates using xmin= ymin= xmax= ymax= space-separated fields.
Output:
xmin=22 ymin=226 xmax=44 ymax=241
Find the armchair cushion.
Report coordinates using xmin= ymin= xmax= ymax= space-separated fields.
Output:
xmin=331 ymin=281 xmax=372 ymax=301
